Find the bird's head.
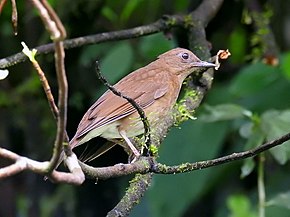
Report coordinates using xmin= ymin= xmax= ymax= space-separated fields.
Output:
xmin=157 ymin=48 xmax=216 ymax=80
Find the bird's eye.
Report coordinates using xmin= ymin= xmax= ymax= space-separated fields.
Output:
xmin=181 ymin=52 xmax=189 ymax=60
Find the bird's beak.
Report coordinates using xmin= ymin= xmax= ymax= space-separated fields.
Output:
xmin=192 ymin=61 xmax=216 ymax=68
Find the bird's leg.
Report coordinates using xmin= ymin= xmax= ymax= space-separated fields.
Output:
xmin=118 ymin=129 xmax=141 ymax=158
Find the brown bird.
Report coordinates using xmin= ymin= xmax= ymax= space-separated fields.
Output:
xmin=62 ymin=48 xmax=216 ymax=164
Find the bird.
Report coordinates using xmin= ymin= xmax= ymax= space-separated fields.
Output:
xmin=61 ymin=47 xmax=216 ymax=165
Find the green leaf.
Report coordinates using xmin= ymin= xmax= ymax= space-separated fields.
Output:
xmin=241 ymin=158 xmax=255 ymax=178
xmin=146 ymin=121 xmax=228 ymax=217
xmin=261 ymin=110 xmax=290 ymax=164
xmin=280 ymin=52 xmax=290 ymax=80
xmin=79 ymin=44 xmax=111 ymax=67
xmin=228 ymin=27 xmax=247 ymax=64
xmin=229 ymin=63 xmax=278 ymax=97
xmin=139 ymin=33 xmax=173 ymax=59
xmin=100 ymin=42 xmax=134 ymax=84
xmin=240 ymin=124 xmax=264 ymax=178
xmin=267 ymin=191 xmax=290 ymax=210
xmin=101 ymin=6 xmax=118 ymax=22
xmin=227 ymin=194 xmax=257 ymax=217
xmin=200 ymin=104 xmax=250 ymax=122
xmin=121 ymin=0 xmax=143 ymax=22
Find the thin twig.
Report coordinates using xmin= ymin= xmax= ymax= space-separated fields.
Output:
xmin=95 ymin=61 xmax=151 ymax=155
xmin=0 ymin=0 xmax=7 ymax=15
xmin=30 ymin=0 xmax=61 ymax=40
xmin=10 ymin=0 xmax=18 ymax=35
xmin=28 ymin=0 xmax=68 ymax=172
xmin=49 ymin=40 xmax=68 ymax=171
xmin=152 ymin=132 xmax=290 ymax=174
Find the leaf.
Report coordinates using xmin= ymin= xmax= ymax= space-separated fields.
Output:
xmin=121 ymin=0 xmax=143 ymax=22
xmin=228 ymin=27 xmax=247 ymax=64
xmin=100 ymin=42 xmax=134 ymax=84
xmin=146 ymin=121 xmax=228 ymax=217
xmin=240 ymin=124 xmax=264 ymax=178
xmin=200 ymin=104 xmax=250 ymax=122
xmin=79 ymin=44 xmax=106 ymax=67
xmin=267 ymin=191 xmax=290 ymax=209
xmin=139 ymin=33 xmax=173 ymax=59
xmin=280 ymin=52 xmax=290 ymax=80
xmin=101 ymin=6 xmax=118 ymax=22
xmin=261 ymin=110 xmax=290 ymax=164
xmin=229 ymin=63 xmax=278 ymax=97
xmin=241 ymin=158 xmax=255 ymax=178
xmin=227 ymin=194 xmax=257 ymax=217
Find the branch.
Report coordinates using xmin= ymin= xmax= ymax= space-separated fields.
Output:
xmin=28 ymin=0 xmax=68 ymax=172
xmin=79 ymin=131 xmax=290 ymax=180
xmin=244 ymin=0 xmax=279 ymax=65
xmin=107 ymin=173 xmax=153 ymax=217
xmin=191 ymin=0 xmax=224 ymax=26
xmin=0 ymin=0 xmax=7 ymax=15
xmin=10 ymin=0 xmax=18 ymax=35
xmin=152 ymin=131 xmax=290 ymax=174
xmin=0 ymin=147 xmax=84 ymax=184
xmin=0 ymin=14 xmax=186 ymax=69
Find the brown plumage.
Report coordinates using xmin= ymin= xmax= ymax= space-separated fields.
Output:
xmin=61 ymin=48 xmax=215 ymax=165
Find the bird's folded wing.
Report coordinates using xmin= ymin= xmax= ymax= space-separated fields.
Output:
xmin=74 ymin=79 xmax=168 ymax=139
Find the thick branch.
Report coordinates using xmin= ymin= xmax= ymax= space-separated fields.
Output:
xmin=191 ymin=0 xmax=224 ymax=26
xmin=0 ymin=15 xmax=185 ymax=69
xmin=107 ymin=173 xmax=153 ymax=217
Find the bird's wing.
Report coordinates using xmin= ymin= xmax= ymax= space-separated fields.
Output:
xmin=74 ymin=76 xmax=168 ymax=139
